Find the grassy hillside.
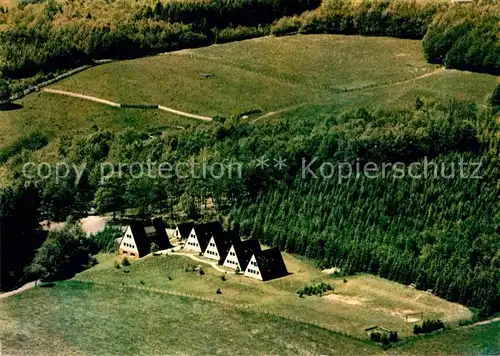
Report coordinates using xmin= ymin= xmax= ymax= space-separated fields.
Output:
xmin=0 ymin=278 xmax=498 ymax=355
xmin=75 ymin=253 xmax=472 ymax=338
xmin=0 ymin=92 xmax=205 ymax=149
xmin=0 ymin=281 xmax=381 ymax=355
xmin=4 ymin=34 xmax=496 ymax=153
xmin=47 ymin=35 xmax=497 ymax=119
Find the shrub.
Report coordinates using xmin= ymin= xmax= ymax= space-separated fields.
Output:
xmin=0 ymin=132 xmax=48 ymax=164
xmin=216 ymin=288 xmax=222 ymax=294
xmin=90 ymin=226 xmax=122 ymax=253
xmin=489 ymin=84 xmax=500 ymax=109
xmin=414 ymin=319 xmax=445 ymax=334
xmin=271 ymin=16 xmax=303 ymax=36
xmin=199 ymin=268 xmax=205 ymax=275
xmin=297 ymin=282 xmax=333 ymax=296
xmin=122 ymin=257 xmax=131 ymax=267
xmin=214 ymin=26 xmax=269 ymax=44
xmin=28 ymin=223 xmax=95 ymax=281
xmin=150 ymin=242 xmax=159 ymax=253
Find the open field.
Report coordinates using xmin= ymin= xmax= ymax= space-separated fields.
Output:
xmin=397 ymin=322 xmax=500 ymax=355
xmin=75 ymin=252 xmax=472 ymax=339
xmin=1 ymin=253 xmax=496 ymax=355
xmin=0 ymin=281 xmax=381 ymax=355
xmin=50 ymin=35 xmax=498 ymax=120
xmin=2 ymin=35 xmax=497 ymax=150
xmin=0 ymin=92 xmax=203 ymax=149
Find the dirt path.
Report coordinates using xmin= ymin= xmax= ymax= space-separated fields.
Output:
xmin=42 ymin=88 xmax=121 ymax=107
xmin=0 ymin=280 xmax=40 ymax=299
xmin=464 ymin=316 xmax=500 ymax=329
xmin=164 ymin=251 xmax=232 ymax=274
xmin=252 ymin=67 xmax=446 ymax=122
xmin=41 ymin=88 xmax=213 ymax=121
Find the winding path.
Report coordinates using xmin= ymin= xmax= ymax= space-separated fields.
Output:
xmin=160 ymin=250 xmax=231 ymax=274
xmin=41 ymin=88 xmax=213 ymax=121
xmin=252 ymin=67 xmax=446 ymax=123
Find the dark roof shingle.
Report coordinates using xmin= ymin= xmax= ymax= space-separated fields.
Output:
xmin=254 ymin=248 xmax=288 ymax=281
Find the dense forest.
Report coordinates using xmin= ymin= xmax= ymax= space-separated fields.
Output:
xmin=0 ymin=0 xmax=498 ymax=92
xmin=1 ymin=96 xmax=499 ymax=315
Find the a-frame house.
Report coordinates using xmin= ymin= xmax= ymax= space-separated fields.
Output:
xmin=119 ymin=222 xmax=151 ymax=258
xmin=151 ymin=217 xmax=173 ymax=250
xmin=223 ymin=239 xmax=261 ymax=271
xmin=184 ymin=221 xmax=223 ymax=253
xmin=119 ymin=218 xmax=172 ymax=258
xmin=244 ymin=248 xmax=288 ymax=281
xmin=204 ymin=231 xmax=238 ymax=264
xmin=174 ymin=222 xmax=194 ymax=240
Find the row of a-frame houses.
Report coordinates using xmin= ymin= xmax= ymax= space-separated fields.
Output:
xmin=119 ymin=220 xmax=288 ymax=281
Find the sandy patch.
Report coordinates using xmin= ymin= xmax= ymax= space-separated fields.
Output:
xmin=324 ymin=294 xmax=370 ymax=306
xmin=321 ymin=267 xmax=341 ymax=274
xmin=41 ymin=216 xmax=111 ymax=236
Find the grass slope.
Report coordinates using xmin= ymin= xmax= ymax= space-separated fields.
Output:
xmin=1 ymin=35 xmax=497 ymax=150
xmin=398 ymin=323 xmax=500 ymax=355
xmin=0 ymin=93 xmax=203 ymax=148
xmin=0 ymin=281 xmax=381 ymax=355
xmin=75 ymin=253 xmax=472 ymax=338
xmin=49 ymin=35 xmax=498 ymax=120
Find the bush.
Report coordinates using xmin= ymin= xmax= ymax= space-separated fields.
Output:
xmin=89 ymin=226 xmax=122 ymax=253
xmin=297 ymin=282 xmax=333 ymax=296
xmin=271 ymin=16 xmax=303 ymax=36
xmin=414 ymin=319 xmax=445 ymax=334
xmin=150 ymin=242 xmax=159 ymax=253
xmin=214 ymin=26 xmax=269 ymax=44
xmin=489 ymin=84 xmax=500 ymax=109
xmin=28 ymin=223 xmax=95 ymax=281
xmin=122 ymin=257 xmax=131 ymax=267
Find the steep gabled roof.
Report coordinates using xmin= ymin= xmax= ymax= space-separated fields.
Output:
xmin=233 ymin=239 xmax=261 ymax=270
xmin=176 ymin=222 xmax=194 ymax=239
xmin=128 ymin=222 xmax=150 ymax=257
xmin=193 ymin=221 xmax=223 ymax=252
xmin=212 ymin=230 xmax=239 ymax=264
xmin=152 ymin=217 xmax=172 ymax=250
xmin=254 ymin=248 xmax=288 ymax=281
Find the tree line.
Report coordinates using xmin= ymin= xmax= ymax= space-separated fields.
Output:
xmin=0 ymin=0 xmax=498 ymax=92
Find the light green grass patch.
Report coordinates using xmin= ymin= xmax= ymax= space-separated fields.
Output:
xmin=0 ymin=93 xmax=199 ymax=148
xmin=77 ymin=252 xmax=472 ymax=338
xmin=0 ymin=281 xmax=381 ymax=355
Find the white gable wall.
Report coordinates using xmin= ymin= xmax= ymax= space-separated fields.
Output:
xmin=119 ymin=226 xmax=140 ymax=256
xmin=223 ymin=245 xmax=241 ymax=270
xmin=204 ymin=236 xmax=220 ymax=261
xmin=244 ymin=254 xmax=262 ymax=280
xmin=184 ymin=228 xmax=202 ymax=252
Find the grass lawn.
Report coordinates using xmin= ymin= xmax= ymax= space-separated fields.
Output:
xmin=0 ymin=281 xmax=381 ymax=355
xmin=2 ymin=35 xmax=497 ymax=150
xmin=75 ymin=252 xmax=472 ymax=339
xmin=49 ymin=34 xmax=498 ymax=122
xmin=1 ymin=254 xmax=495 ymax=355
xmin=397 ymin=322 xmax=500 ymax=355
xmin=0 ymin=92 xmax=202 ymax=149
